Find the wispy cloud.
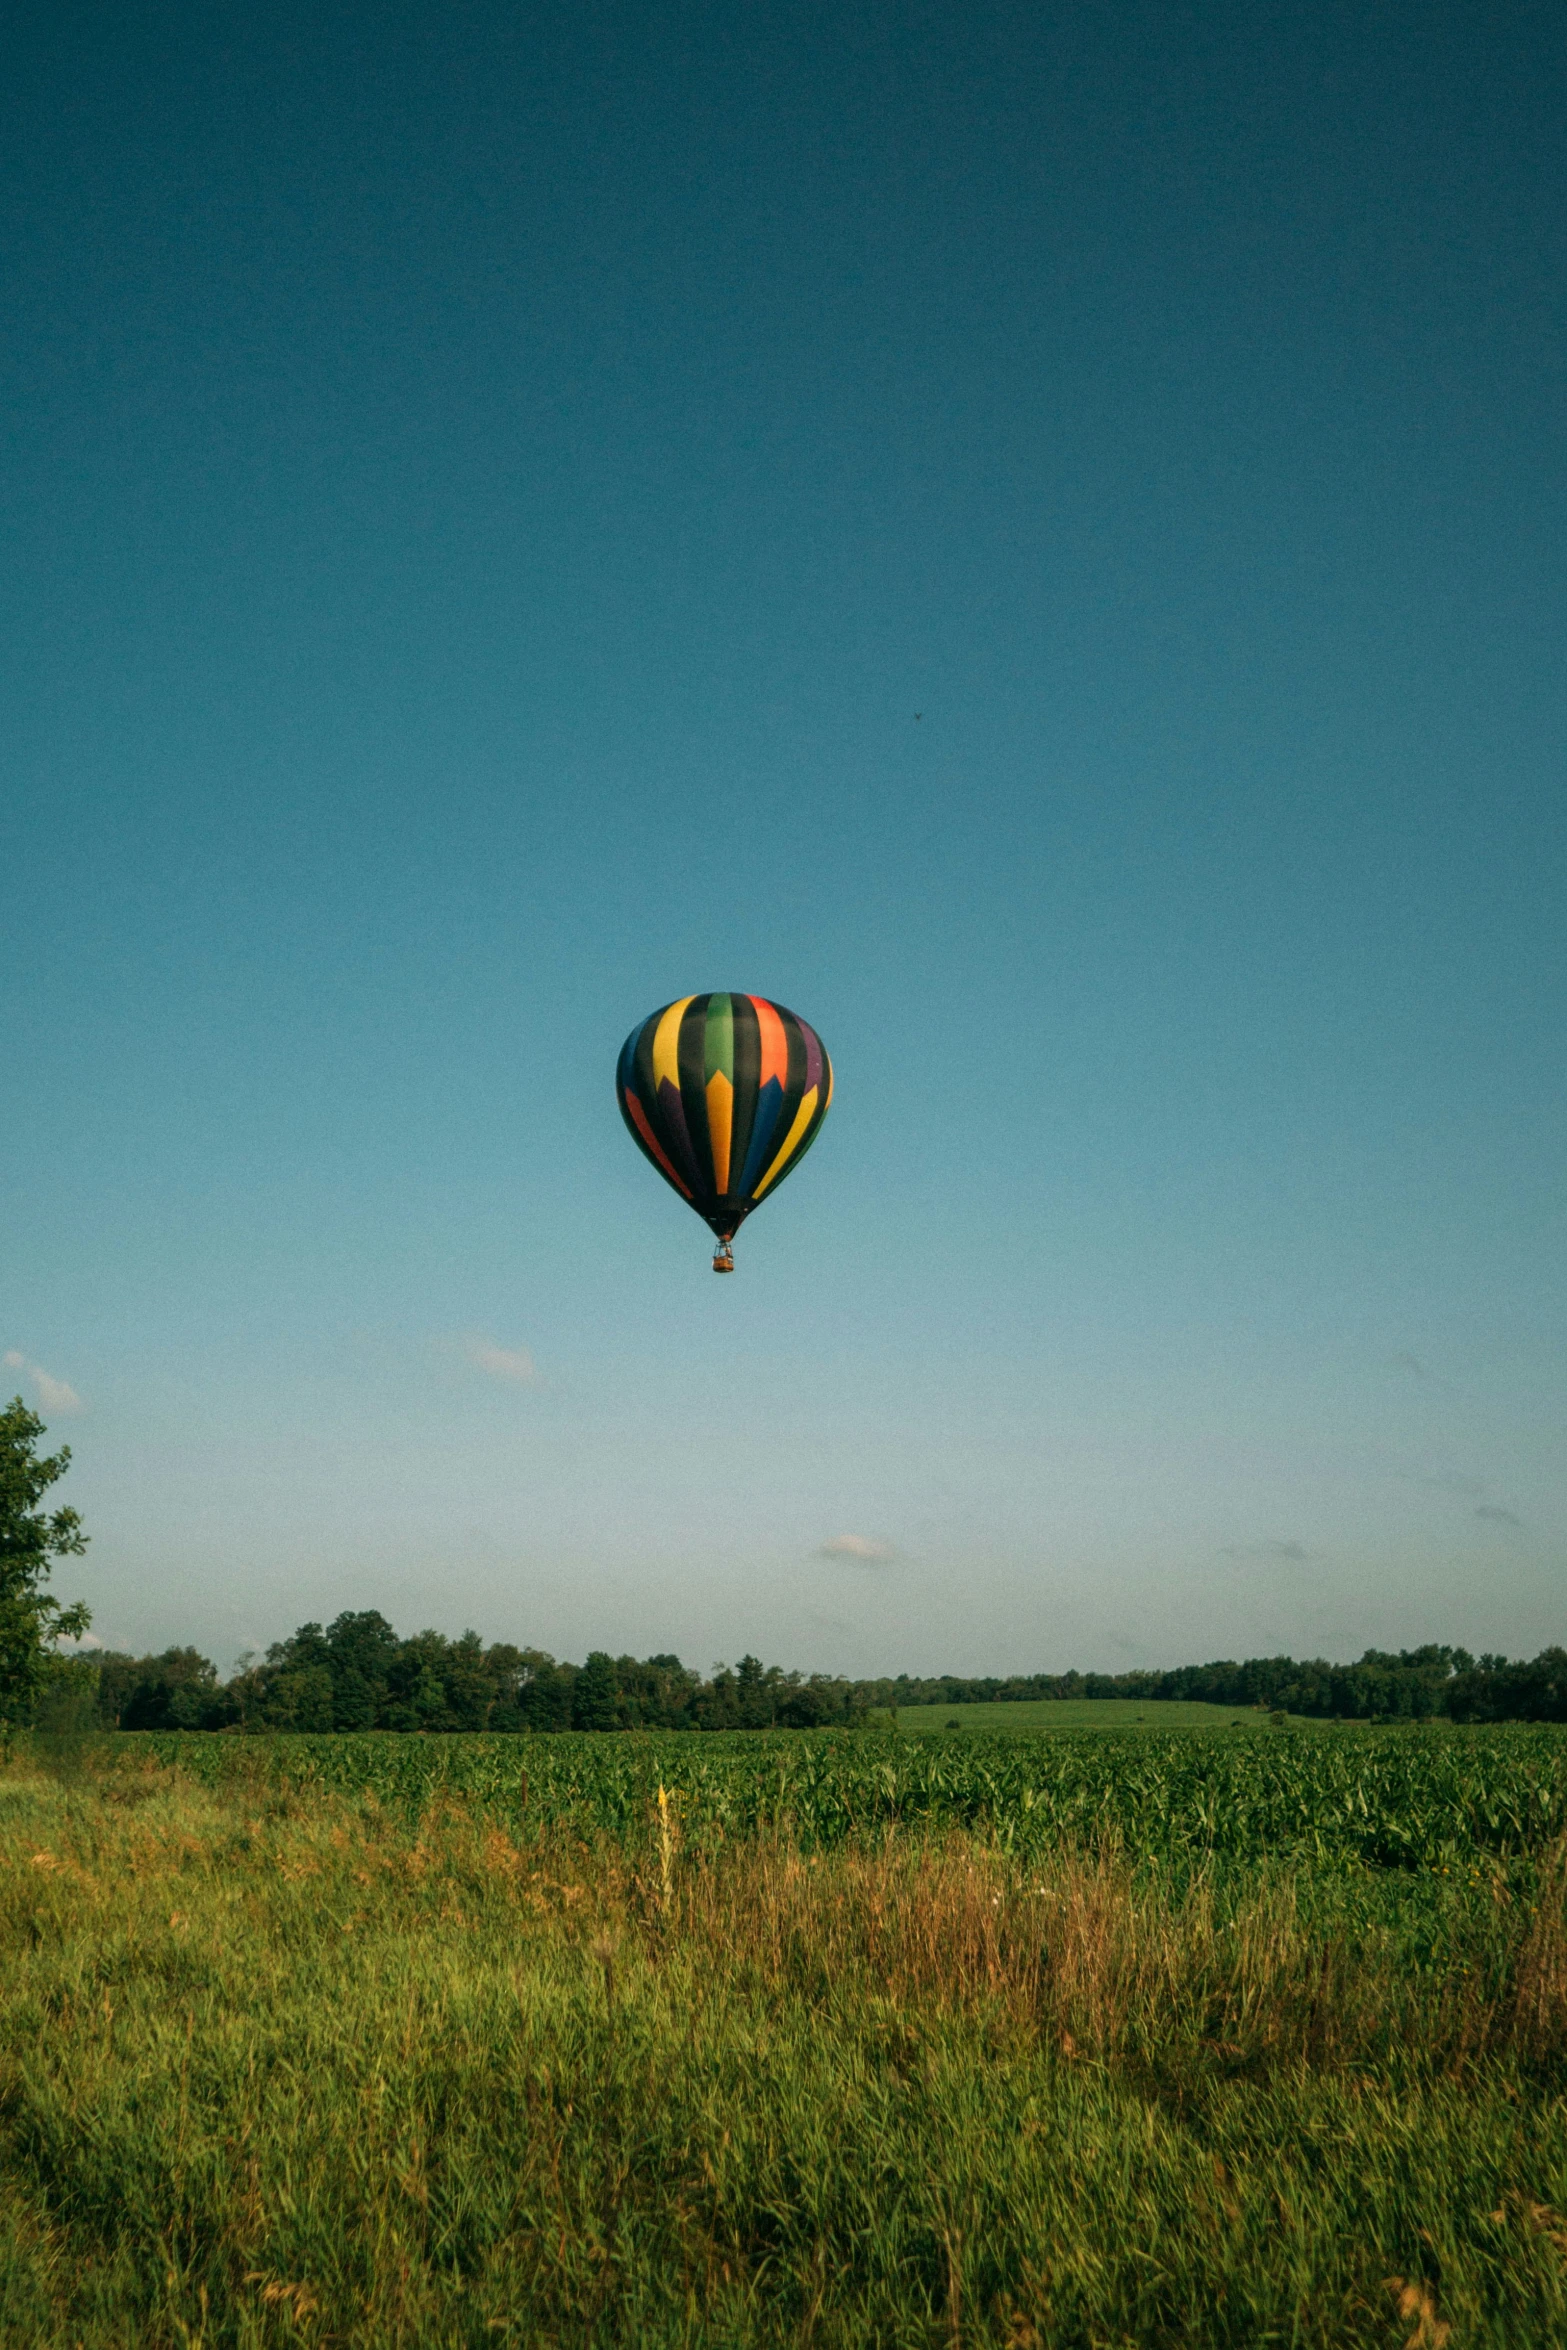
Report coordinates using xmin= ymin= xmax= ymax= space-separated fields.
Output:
xmin=1390 ymin=1351 xmax=1427 ymax=1378
xmin=463 ymin=1334 xmax=540 ymax=1386
xmin=4 ymin=1351 xmax=84 ymax=1414
xmin=818 ymin=1534 xmax=897 ymax=1563
xmin=1219 ymin=1540 xmax=1311 ymax=1564
xmin=1413 ymin=1475 xmax=1523 ymax=1526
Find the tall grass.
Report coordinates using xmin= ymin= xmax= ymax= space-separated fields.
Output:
xmin=2 ymin=1747 xmax=1567 ymax=2344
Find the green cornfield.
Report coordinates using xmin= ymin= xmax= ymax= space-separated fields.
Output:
xmin=128 ymin=1720 xmax=1567 ymax=1871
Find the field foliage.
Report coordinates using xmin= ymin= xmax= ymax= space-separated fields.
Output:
xmin=127 ymin=1720 xmax=1567 ymax=1873
xmin=3 ymin=1728 xmax=1567 ymax=2345
xmin=895 ymin=1699 xmax=1277 ymax=1733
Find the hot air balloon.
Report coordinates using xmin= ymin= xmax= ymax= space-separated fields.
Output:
xmin=616 ymin=994 xmax=833 ymax=1270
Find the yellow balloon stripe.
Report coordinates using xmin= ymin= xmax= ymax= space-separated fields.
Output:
xmin=706 ymin=1071 xmax=733 ymax=1194
xmin=752 ymin=1085 xmax=818 ymax=1198
xmin=652 ymin=996 xmax=694 ymax=1091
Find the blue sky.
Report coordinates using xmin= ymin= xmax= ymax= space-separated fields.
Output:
xmin=3 ymin=1 xmax=1563 ymax=1676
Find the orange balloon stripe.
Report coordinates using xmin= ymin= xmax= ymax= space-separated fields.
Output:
xmin=706 ymin=1071 xmax=733 ymax=1193
xmin=625 ymin=1090 xmax=693 ymax=1197
xmin=749 ymin=994 xmax=790 ymax=1088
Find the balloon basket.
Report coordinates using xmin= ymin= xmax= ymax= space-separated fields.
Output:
xmin=712 ymin=1241 xmax=735 ymax=1274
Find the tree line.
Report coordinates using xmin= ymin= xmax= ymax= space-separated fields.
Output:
xmin=855 ymin=1646 xmax=1567 ymax=1724
xmin=68 ymin=1618 xmax=867 ymax=1733
xmin=49 ymin=1625 xmax=1567 ymax=1733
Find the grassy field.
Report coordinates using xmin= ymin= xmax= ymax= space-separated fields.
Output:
xmin=2 ymin=1732 xmax=1567 ymax=2346
xmin=894 ymin=1698 xmax=1279 ymax=1733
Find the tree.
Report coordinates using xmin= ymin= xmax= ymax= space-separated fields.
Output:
xmin=323 ymin=1610 xmax=401 ymax=1729
xmin=382 ymin=1628 xmax=459 ymax=1731
xmin=0 ymin=1396 xmax=91 ymax=1728
xmin=572 ymin=1650 xmax=621 ymax=1730
xmin=103 ymin=1647 xmax=231 ymax=1731
xmin=778 ymin=1682 xmax=832 ymax=1729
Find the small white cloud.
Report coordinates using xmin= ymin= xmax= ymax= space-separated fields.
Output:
xmin=55 ymin=1631 xmax=102 ymax=1651
xmin=5 ymin=1353 xmax=84 ymax=1413
xmin=818 ymin=1533 xmax=897 ymax=1562
xmin=463 ymin=1335 xmax=539 ymax=1386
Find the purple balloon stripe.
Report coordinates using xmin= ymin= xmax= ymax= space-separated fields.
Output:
xmin=656 ymin=1076 xmax=701 ymax=1186
xmin=799 ymin=1021 xmax=823 ymax=1097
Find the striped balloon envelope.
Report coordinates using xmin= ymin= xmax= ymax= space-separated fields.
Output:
xmin=616 ymin=994 xmax=833 ymax=1270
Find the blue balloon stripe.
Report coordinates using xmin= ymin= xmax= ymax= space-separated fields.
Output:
xmin=737 ymin=1077 xmax=785 ymax=1199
